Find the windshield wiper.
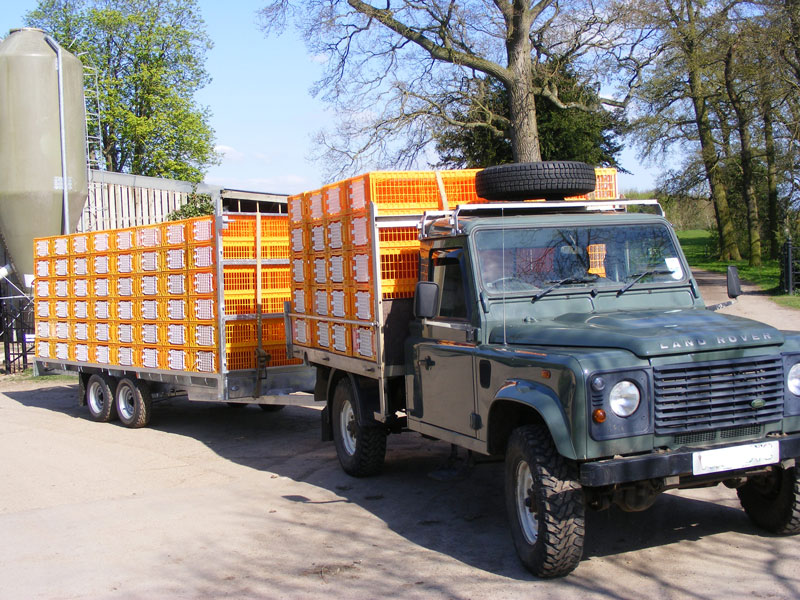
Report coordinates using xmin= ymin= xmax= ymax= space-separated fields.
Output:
xmin=616 ymin=268 xmax=674 ymax=296
xmin=531 ymin=274 xmax=599 ymax=303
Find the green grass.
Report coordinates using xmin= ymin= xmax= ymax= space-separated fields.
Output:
xmin=676 ymin=229 xmax=800 ymax=310
xmin=0 ymin=367 xmax=78 ymax=382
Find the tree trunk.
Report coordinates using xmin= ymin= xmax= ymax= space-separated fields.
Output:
xmin=762 ymin=91 xmax=780 ymax=259
xmin=724 ymin=45 xmax=760 ymax=266
xmin=504 ymin=3 xmax=541 ymax=162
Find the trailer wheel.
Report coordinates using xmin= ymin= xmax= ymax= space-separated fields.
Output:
xmin=115 ymin=378 xmax=152 ymax=429
xmin=85 ymin=374 xmax=118 ymax=422
xmin=738 ymin=463 xmax=800 ymax=534
xmin=505 ymin=424 xmax=585 ymax=578
xmin=332 ymin=378 xmax=386 ymax=477
xmin=475 ymin=161 xmax=596 ymax=201
xmin=258 ymin=404 xmax=285 ymax=412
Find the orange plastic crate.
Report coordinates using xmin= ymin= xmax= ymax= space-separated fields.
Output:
xmin=224 ymin=290 xmax=289 ymax=316
xmin=222 ymin=265 xmax=291 ymax=293
xmin=226 ymin=344 xmax=299 ymax=370
xmin=380 ymin=248 xmax=418 ymax=297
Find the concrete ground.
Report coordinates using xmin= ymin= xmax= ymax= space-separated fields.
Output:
xmin=0 ymin=272 xmax=799 ymax=599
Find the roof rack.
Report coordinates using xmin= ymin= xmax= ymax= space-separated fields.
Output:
xmin=420 ymin=199 xmax=663 ymax=238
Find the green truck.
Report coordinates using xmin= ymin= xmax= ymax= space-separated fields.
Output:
xmin=288 ymin=162 xmax=800 ymax=577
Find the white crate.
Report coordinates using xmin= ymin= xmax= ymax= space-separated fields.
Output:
xmin=194 ymin=298 xmax=215 ymax=320
xmin=354 ymin=289 xmax=373 ymax=321
xmin=137 ymin=227 xmax=161 ymax=247
xmin=193 ymin=272 xmax=214 ymax=294
xmin=54 ymin=238 xmax=68 ymax=256
xmin=329 ymin=255 xmax=345 ymax=284
xmin=118 ymin=346 xmax=134 ymax=366
xmin=293 ymin=288 xmax=307 ymax=314
xmin=141 ymin=300 xmax=159 ymax=320
xmin=94 ymin=345 xmax=110 ymax=364
xmin=36 ymin=240 xmax=49 ymax=257
xmin=55 ymin=301 xmax=69 ymax=319
xmin=36 ymin=260 xmax=49 ymax=278
xmin=75 ymin=344 xmax=89 ymax=362
xmin=117 ymin=254 xmax=133 ymax=273
xmin=292 ymin=258 xmax=306 ymax=283
xmin=166 ymin=248 xmax=185 ymax=269
xmin=73 ymin=279 xmax=89 ymax=297
xmin=55 ymin=258 xmax=69 ymax=277
xmin=94 ymin=255 xmax=109 ymax=274
xmin=73 ymin=235 xmax=88 ymax=253
xmin=309 ymin=192 xmax=324 ymax=220
xmin=193 ymin=219 xmax=213 ymax=242
xmin=291 ymin=227 xmax=305 ymax=252
xmin=37 ymin=301 xmax=50 ymax=318
xmin=117 ymin=323 xmax=134 ymax=344
xmin=74 ymin=301 xmax=88 ymax=319
xmin=167 ymin=299 xmax=185 ymax=320
xmin=94 ymin=279 xmax=109 ymax=297
xmin=331 ymin=323 xmax=348 ymax=353
xmin=165 ymin=223 xmax=185 ymax=245
xmin=92 ymin=232 xmax=110 ymax=252
xmin=116 ymin=230 xmax=133 ymax=250
xmin=314 ymin=257 xmax=327 ymax=284
xmin=326 ymin=186 xmax=341 ymax=215
xmin=328 ymin=221 xmax=345 ymax=249
xmin=37 ymin=340 xmax=50 ymax=358
xmin=195 ymin=325 xmax=215 ymax=347
xmin=36 ymin=280 xmax=50 ymax=298
xmin=54 ymin=280 xmax=68 ymax=298
xmin=118 ymin=300 xmax=133 ymax=321
xmin=94 ymin=300 xmax=109 ymax=319
xmin=316 ymin=320 xmax=330 ymax=348
xmin=141 ymin=347 xmax=160 ymax=368
xmin=351 ymin=216 xmax=369 ymax=246
xmin=36 ymin=321 xmax=50 ymax=339
xmin=167 ymin=324 xmax=185 ymax=345
xmin=168 ymin=349 xmax=186 ymax=371
xmin=141 ymin=323 xmax=159 ymax=344
xmin=352 ymin=254 xmax=370 ymax=283
xmin=74 ymin=321 xmax=89 ymax=341
xmin=331 ymin=289 xmax=347 ymax=318
xmin=355 ymin=327 xmax=375 ymax=359
xmin=56 ymin=322 xmax=69 ymax=339
xmin=349 ymin=180 xmax=366 ymax=211
xmin=314 ymin=289 xmax=329 ymax=316
xmin=196 ymin=351 xmax=215 ymax=373
xmin=311 ymin=225 xmax=326 ymax=252
xmin=293 ymin=319 xmax=308 ymax=344
xmin=117 ymin=277 xmax=133 ymax=296
xmin=55 ymin=342 xmax=69 ymax=360
xmin=95 ymin=322 xmax=110 ymax=342
xmin=167 ymin=274 xmax=185 ymax=295
xmin=193 ymin=246 xmax=214 ymax=268
xmin=142 ymin=251 xmax=159 ymax=271
xmin=141 ymin=275 xmax=159 ymax=295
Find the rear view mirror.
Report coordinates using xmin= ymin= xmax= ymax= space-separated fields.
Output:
xmin=727 ymin=266 xmax=742 ymax=299
xmin=415 ymin=281 xmax=439 ymax=319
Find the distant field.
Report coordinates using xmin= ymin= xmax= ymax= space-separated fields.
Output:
xmin=676 ymin=229 xmax=800 ymax=310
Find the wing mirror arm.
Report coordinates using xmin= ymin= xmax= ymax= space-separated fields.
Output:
xmin=706 ymin=266 xmax=742 ymax=311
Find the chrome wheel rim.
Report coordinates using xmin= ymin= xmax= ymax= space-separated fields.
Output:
xmin=118 ymin=385 xmax=135 ymax=421
xmin=87 ymin=381 xmax=105 ymax=414
xmin=339 ymin=399 xmax=357 ymax=456
xmin=516 ymin=460 xmax=539 ymax=545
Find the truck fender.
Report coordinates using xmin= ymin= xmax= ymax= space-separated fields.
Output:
xmin=320 ymin=369 xmax=378 ymax=442
xmin=491 ymin=379 xmax=577 ymax=460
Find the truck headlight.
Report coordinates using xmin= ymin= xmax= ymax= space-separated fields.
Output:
xmin=788 ymin=363 xmax=800 ymax=396
xmin=609 ymin=380 xmax=640 ymax=417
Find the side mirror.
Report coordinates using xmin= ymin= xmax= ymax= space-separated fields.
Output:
xmin=727 ymin=265 xmax=742 ymax=299
xmin=414 ymin=281 xmax=439 ymax=319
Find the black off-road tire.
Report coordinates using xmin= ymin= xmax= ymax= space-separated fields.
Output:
xmin=737 ymin=463 xmax=800 ymax=534
xmin=115 ymin=378 xmax=153 ymax=429
xmin=476 ymin=161 xmax=596 ymax=201
xmin=331 ymin=378 xmax=387 ymax=477
xmin=85 ymin=373 xmax=118 ymax=422
xmin=258 ymin=404 xmax=285 ymax=412
xmin=505 ymin=424 xmax=585 ymax=578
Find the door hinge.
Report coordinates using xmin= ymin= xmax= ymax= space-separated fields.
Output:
xmin=470 ymin=412 xmax=482 ymax=431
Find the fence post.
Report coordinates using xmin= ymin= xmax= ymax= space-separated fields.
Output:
xmin=789 ymin=239 xmax=795 ymax=295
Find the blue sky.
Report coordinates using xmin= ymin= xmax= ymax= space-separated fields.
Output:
xmin=0 ymin=0 xmax=657 ymax=195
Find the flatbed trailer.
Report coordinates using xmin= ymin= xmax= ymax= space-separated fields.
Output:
xmin=32 ymin=195 xmax=314 ymax=426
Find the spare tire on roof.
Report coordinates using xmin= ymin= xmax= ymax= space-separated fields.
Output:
xmin=475 ymin=161 xmax=596 ymax=201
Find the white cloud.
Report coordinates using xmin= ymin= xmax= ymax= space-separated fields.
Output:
xmin=214 ymin=144 xmax=245 ymax=161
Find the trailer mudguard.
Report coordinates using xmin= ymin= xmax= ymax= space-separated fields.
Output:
xmin=320 ymin=369 xmax=381 ymax=442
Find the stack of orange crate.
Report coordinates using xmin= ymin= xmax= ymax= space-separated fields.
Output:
xmin=219 ymin=213 xmax=299 ymax=370
xmin=289 ymin=168 xmax=619 ymax=362
xmin=34 ymin=216 xmax=219 ymax=374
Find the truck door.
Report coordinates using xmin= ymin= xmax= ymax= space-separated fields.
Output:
xmin=413 ymin=248 xmax=478 ymax=438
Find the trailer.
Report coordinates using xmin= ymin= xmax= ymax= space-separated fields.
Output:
xmin=32 ymin=196 xmax=314 ymax=427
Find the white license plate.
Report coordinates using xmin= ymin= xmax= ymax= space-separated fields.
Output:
xmin=692 ymin=441 xmax=780 ymax=476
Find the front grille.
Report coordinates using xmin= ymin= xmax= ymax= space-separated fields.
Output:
xmin=654 ymin=356 xmax=784 ymax=435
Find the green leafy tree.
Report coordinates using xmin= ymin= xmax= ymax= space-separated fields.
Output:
xmin=435 ymin=73 xmax=627 ymax=168
xmin=26 ymin=0 xmax=218 ymax=183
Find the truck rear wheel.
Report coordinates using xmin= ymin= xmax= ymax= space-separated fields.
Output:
xmin=115 ymin=378 xmax=152 ymax=429
xmin=505 ymin=424 xmax=585 ymax=578
xmin=737 ymin=463 xmax=800 ymax=534
xmin=332 ymin=378 xmax=386 ymax=477
xmin=86 ymin=374 xmax=118 ymax=422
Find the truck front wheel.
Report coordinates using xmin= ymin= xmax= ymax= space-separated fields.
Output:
xmin=115 ymin=378 xmax=152 ymax=429
xmin=86 ymin=374 xmax=118 ymax=422
xmin=738 ymin=463 xmax=800 ymax=534
xmin=505 ymin=425 xmax=585 ymax=578
xmin=332 ymin=379 xmax=386 ymax=477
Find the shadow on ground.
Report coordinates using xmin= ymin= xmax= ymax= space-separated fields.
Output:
xmin=3 ymin=384 xmax=774 ymax=583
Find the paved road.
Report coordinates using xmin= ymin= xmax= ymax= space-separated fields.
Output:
xmin=1 ymin=275 xmax=799 ymax=599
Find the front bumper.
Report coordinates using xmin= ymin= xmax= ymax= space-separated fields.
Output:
xmin=580 ymin=433 xmax=800 ymax=487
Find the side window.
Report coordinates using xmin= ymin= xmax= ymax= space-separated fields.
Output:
xmin=430 ymin=249 xmax=469 ymax=320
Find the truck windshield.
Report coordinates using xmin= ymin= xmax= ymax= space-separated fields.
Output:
xmin=474 ymin=223 xmax=685 ymax=294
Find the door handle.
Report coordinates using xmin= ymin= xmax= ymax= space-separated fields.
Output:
xmin=419 ymin=356 xmax=436 ymax=370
